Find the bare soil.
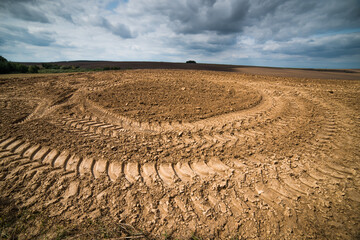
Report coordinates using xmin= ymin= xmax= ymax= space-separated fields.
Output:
xmin=0 ymin=67 xmax=359 ymax=239
xmin=87 ymin=74 xmax=261 ymax=122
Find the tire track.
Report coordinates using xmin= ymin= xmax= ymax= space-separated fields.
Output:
xmin=1 ymin=137 xmax=321 ymax=238
xmin=57 ymin=115 xmax=128 ymax=139
xmin=82 ymin=86 xmax=265 ymax=134
xmin=60 ymin=87 xmax=306 ymax=154
xmin=0 ymin=136 xmax=275 ymax=231
xmin=50 ymin=84 xmax=359 ymax=222
xmin=1 ymin=71 xmax=359 ymax=239
xmin=0 ymin=137 xmax=239 ymax=186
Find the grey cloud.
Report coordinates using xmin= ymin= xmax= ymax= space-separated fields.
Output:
xmin=264 ymin=33 xmax=360 ymax=58
xmin=0 ymin=25 xmax=55 ymax=46
xmin=0 ymin=0 xmax=50 ymax=23
xmin=111 ymin=24 xmax=133 ymax=38
xmin=245 ymin=0 xmax=360 ymax=41
xmin=143 ymin=0 xmax=360 ymax=39
xmin=128 ymin=0 xmax=360 ymax=65
xmin=136 ymin=0 xmax=360 ymax=41
xmin=160 ymin=0 xmax=250 ymax=34
xmin=169 ymin=34 xmax=237 ymax=54
xmin=96 ymin=17 xmax=134 ymax=39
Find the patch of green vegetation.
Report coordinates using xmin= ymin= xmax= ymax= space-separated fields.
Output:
xmin=38 ymin=64 xmax=121 ymax=73
xmin=0 ymin=56 xmax=38 ymax=74
xmin=42 ymin=63 xmax=62 ymax=69
xmin=0 ymin=56 xmax=122 ymax=74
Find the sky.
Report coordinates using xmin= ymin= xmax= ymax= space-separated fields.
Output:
xmin=0 ymin=0 xmax=360 ymax=69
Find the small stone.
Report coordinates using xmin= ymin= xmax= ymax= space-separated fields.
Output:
xmin=218 ymin=180 xmax=228 ymax=189
xmin=219 ymin=202 xmax=227 ymax=213
xmin=96 ymin=191 xmax=107 ymax=201
xmin=323 ymin=200 xmax=331 ymax=208
xmin=89 ymin=209 xmax=101 ymax=219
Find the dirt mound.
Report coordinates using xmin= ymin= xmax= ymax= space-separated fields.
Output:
xmin=87 ymin=77 xmax=261 ymax=123
xmin=0 ymin=69 xmax=359 ymax=239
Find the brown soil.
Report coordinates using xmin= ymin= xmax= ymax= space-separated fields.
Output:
xmin=0 ymin=68 xmax=359 ymax=239
xmin=87 ymin=74 xmax=261 ymax=122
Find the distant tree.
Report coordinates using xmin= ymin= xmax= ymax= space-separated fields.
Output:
xmin=0 ymin=56 xmax=11 ymax=73
xmin=42 ymin=63 xmax=51 ymax=69
xmin=0 ymin=56 xmax=40 ymax=74
xmin=28 ymin=65 xmax=39 ymax=73
xmin=60 ymin=65 xmax=71 ymax=70
xmin=186 ymin=60 xmax=196 ymax=64
xmin=16 ymin=64 xmax=29 ymax=73
xmin=0 ymin=56 xmax=8 ymax=63
xmin=0 ymin=62 xmax=10 ymax=74
xmin=42 ymin=63 xmax=60 ymax=69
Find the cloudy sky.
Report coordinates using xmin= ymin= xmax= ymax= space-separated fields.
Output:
xmin=0 ymin=0 xmax=359 ymax=68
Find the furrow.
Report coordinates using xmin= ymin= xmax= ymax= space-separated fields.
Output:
xmin=32 ymin=146 xmax=51 ymax=161
xmin=0 ymin=137 xmax=18 ymax=149
xmin=191 ymin=161 xmax=216 ymax=178
xmin=124 ymin=162 xmax=141 ymax=183
xmin=56 ymin=116 xmax=126 ymax=141
xmin=173 ymin=162 xmax=196 ymax=183
xmin=93 ymin=159 xmax=109 ymax=179
xmin=141 ymin=162 xmax=159 ymax=186
xmin=22 ymin=144 xmax=41 ymax=160
xmin=5 ymin=139 xmax=25 ymax=152
xmin=53 ymin=151 xmax=71 ymax=169
xmin=65 ymin=155 xmax=82 ymax=172
xmin=108 ymin=161 xmax=123 ymax=182
xmin=157 ymin=163 xmax=177 ymax=185
xmin=79 ymin=157 xmax=95 ymax=177
xmin=43 ymin=149 xmax=60 ymax=166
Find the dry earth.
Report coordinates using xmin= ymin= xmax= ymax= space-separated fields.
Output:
xmin=0 ymin=68 xmax=359 ymax=239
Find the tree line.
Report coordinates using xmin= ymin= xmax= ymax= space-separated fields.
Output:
xmin=0 ymin=56 xmax=39 ymax=74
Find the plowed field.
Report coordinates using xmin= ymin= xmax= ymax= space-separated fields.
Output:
xmin=0 ymin=69 xmax=359 ymax=239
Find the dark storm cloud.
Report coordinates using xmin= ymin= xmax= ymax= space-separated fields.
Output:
xmin=0 ymin=0 xmax=50 ymax=23
xmin=172 ymin=1 xmax=250 ymax=34
xmin=148 ymin=0 xmax=360 ymax=38
xmin=160 ymin=0 xmax=360 ymax=64
xmin=138 ymin=0 xmax=250 ymax=35
xmin=0 ymin=25 xmax=54 ymax=46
